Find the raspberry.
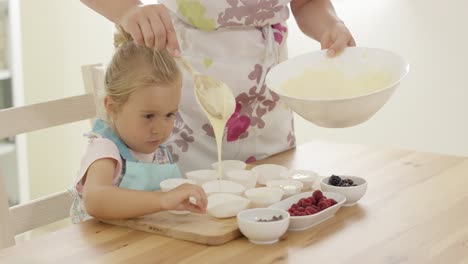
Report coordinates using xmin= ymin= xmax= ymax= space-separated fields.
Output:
xmin=297 ymin=198 xmax=306 ymax=207
xmin=288 ymin=208 xmax=296 ymax=214
xmin=305 ymin=206 xmax=318 ymax=215
xmin=318 ymin=201 xmax=328 ymax=211
xmin=297 ymin=212 xmax=307 ymax=216
xmin=308 ymin=196 xmax=317 ymax=205
xmin=313 ymin=190 xmax=323 ymax=200
xmin=296 ymin=206 xmax=305 ymax=212
xmin=330 ymin=199 xmax=337 ymax=206
xmin=325 ymin=199 xmax=333 ymax=207
xmin=302 ymin=198 xmax=312 ymax=207
xmin=329 ymin=175 xmax=342 ymax=186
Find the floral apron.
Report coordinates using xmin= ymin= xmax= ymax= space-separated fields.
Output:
xmin=160 ymin=0 xmax=296 ymax=174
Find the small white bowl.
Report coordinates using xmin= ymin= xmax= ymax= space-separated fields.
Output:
xmin=211 ymin=160 xmax=247 ymax=178
xmin=252 ymin=164 xmax=288 ymax=185
xmin=244 ymin=187 xmax=284 ymax=208
xmin=320 ymin=175 xmax=367 ymax=206
xmin=225 ymin=170 xmax=258 ymax=189
xmin=159 ymin=178 xmax=196 ymax=214
xmin=185 ymin=169 xmax=218 ymax=185
xmin=202 ymin=180 xmax=246 ymax=196
xmin=269 ymin=191 xmax=346 ymax=231
xmin=280 ymin=169 xmax=318 ymax=189
xmin=266 ymin=179 xmax=303 ymax=197
xmin=237 ymin=208 xmax=290 ymax=244
xmin=207 ymin=193 xmax=250 ymax=218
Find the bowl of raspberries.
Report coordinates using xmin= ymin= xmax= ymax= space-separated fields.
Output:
xmin=268 ymin=190 xmax=346 ymax=231
xmin=320 ymin=175 xmax=367 ymax=206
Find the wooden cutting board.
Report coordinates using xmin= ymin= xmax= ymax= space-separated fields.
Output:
xmin=101 ymin=211 xmax=241 ymax=246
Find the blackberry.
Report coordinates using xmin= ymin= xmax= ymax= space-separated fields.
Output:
xmin=328 ymin=175 xmax=342 ymax=186
xmin=341 ymin=178 xmax=354 ymax=185
xmin=340 ymin=182 xmax=351 ymax=187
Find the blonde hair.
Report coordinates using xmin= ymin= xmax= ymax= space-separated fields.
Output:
xmin=105 ymin=25 xmax=181 ymax=113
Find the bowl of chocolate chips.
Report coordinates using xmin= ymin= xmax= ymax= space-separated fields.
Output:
xmin=320 ymin=175 xmax=367 ymax=206
xmin=237 ymin=208 xmax=290 ymax=244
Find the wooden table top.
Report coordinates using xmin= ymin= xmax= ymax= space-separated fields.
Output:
xmin=1 ymin=140 xmax=468 ymax=264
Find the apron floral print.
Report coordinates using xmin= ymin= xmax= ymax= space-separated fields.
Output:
xmin=160 ymin=0 xmax=295 ymax=174
xmin=167 ymin=0 xmax=290 ymax=30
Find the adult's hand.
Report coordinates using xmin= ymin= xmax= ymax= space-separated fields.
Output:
xmin=119 ymin=4 xmax=180 ymax=56
xmin=291 ymin=0 xmax=356 ymax=57
xmin=319 ymin=21 xmax=355 ymax=57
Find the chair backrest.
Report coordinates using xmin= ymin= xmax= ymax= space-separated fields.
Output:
xmin=0 ymin=166 xmax=14 ymax=247
xmin=0 ymin=71 xmax=99 ymax=248
xmin=81 ymin=63 xmax=107 ymax=123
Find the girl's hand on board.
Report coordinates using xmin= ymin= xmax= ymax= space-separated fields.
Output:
xmin=161 ymin=183 xmax=208 ymax=213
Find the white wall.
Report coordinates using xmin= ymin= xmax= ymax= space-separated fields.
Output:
xmin=19 ymin=0 xmax=113 ymax=199
xmin=289 ymin=0 xmax=468 ymax=157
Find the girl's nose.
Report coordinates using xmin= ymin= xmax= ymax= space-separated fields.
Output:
xmin=151 ymin=124 xmax=160 ymax=135
xmin=152 ymin=118 xmax=170 ymax=134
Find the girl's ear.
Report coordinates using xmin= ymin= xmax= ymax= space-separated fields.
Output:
xmin=104 ymin=96 xmax=117 ymax=120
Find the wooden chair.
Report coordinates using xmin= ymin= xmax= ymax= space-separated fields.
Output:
xmin=81 ymin=63 xmax=107 ymax=122
xmin=0 ymin=64 xmax=105 ymax=249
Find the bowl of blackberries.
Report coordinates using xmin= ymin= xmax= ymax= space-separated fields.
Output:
xmin=320 ymin=175 xmax=367 ymax=206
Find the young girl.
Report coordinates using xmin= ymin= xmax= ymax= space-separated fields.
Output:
xmin=70 ymin=27 xmax=207 ymax=223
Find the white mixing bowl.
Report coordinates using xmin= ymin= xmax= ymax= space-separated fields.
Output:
xmin=266 ymin=47 xmax=409 ymax=128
